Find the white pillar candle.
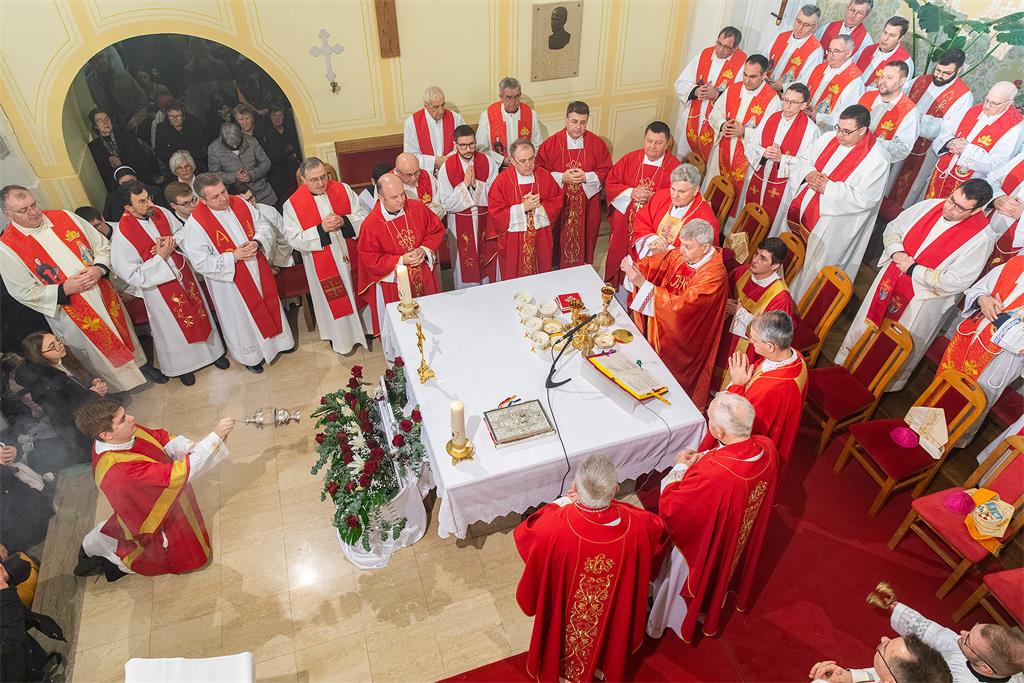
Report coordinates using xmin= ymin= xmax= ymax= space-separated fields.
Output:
xmin=451 ymin=400 xmax=467 ymax=447
xmin=396 ymin=264 xmax=413 ymax=305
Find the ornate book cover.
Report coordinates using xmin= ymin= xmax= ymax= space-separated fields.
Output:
xmin=483 ymin=400 xmax=555 ymax=445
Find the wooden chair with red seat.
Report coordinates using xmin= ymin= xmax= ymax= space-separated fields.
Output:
xmin=778 ymin=231 xmax=805 ymax=286
xmin=806 ymin=318 xmax=914 ymax=454
xmin=834 ymin=369 xmax=988 ymax=516
xmin=725 ymin=203 xmax=771 ymax=265
xmin=793 ymin=266 xmax=853 ymax=367
xmin=682 ymin=152 xmax=706 ymax=180
xmin=124 ymin=296 xmax=149 ymax=327
xmin=952 ymin=567 xmax=1024 ymax=626
xmin=889 ymin=435 xmax=1024 ymax=598
xmin=705 ymin=174 xmax=735 ymax=226
xmin=274 ymin=264 xmax=316 ymax=332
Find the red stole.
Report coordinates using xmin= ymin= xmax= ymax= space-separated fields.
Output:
xmin=718 ymin=83 xmax=779 ymax=201
xmin=857 ymin=91 xmax=917 ymax=140
xmin=93 ymin=425 xmax=211 ymax=576
xmin=411 ymin=108 xmax=454 ymax=156
xmin=856 ymin=44 xmax=911 ymax=87
xmin=659 ymin=436 xmax=779 ymax=641
xmin=191 ymin=197 xmax=283 ymax=338
xmin=727 ymin=356 xmax=808 ymax=469
xmin=767 ymin=31 xmax=820 ymax=82
xmin=927 ymin=104 xmax=1024 ymax=199
xmin=888 ymin=77 xmax=972 ymax=205
xmin=486 ymin=101 xmax=533 ymax=156
xmin=685 ymin=46 xmax=748 ymax=161
xmin=988 ymin=157 xmax=1024 ymax=269
xmin=444 ymin=152 xmax=494 ymax=283
xmin=118 ymin=211 xmax=213 ymax=343
xmin=806 ymin=61 xmax=863 ymax=115
xmin=866 ymin=202 xmax=990 ymax=325
xmin=787 ymin=133 xmax=877 ymax=234
xmin=820 ymin=21 xmax=868 ymax=56
xmin=413 ymin=169 xmax=434 ymax=205
xmin=941 ymin=256 xmax=1024 ymax=379
xmin=0 ymin=211 xmax=135 ymax=366
xmin=746 ymin=111 xmax=812 ymax=218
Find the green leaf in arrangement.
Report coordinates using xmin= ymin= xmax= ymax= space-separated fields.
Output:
xmin=997 ymin=28 xmax=1024 ymax=46
xmin=958 ymin=20 xmax=989 ymax=35
xmin=992 ymin=11 xmax=1024 ymax=27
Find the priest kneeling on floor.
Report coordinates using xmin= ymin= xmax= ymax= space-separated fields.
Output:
xmin=648 ymin=392 xmax=780 ymax=643
xmin=514 ymin=454 xmax=669 ymax=683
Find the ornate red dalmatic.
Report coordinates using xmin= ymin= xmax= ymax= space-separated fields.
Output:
xmin=487 ymin=167 xmax=563 ymax=280
xmin=685 ymin=46 xmax=748 ymax=161
xmin=805 ymin=61 xmax=863 ymax=116
xmin=986 ymin=157 xmax=1024 ymax=271
xmin=727 ymin=356 xmax=808 ymax=471
xmin=940 ymin=256 xmax=1024 ymax=380
xmin=717 ymin=83 xmax=779 ymax=202
xmin=888 ymin=77 xmax=972 ymax=204
xmin=1 ymin=211 xmax=136 ymax=365
xmin=514 ymin=500 xmax=669 ymax=683
xmin=536 ymin=130 xmax=613 ymax=267
xmin=411 ymin=108 xmax=455 ymax=156
xmin=858 ymin=91 xmax=917 ymax=141
xmin=191 ymin=197 xmax=283 ymax=339
xmin=856 ymin=44 xmax=912 ymax=87
xmin=819 ymin=21 xmax=868 ymax=56
xmin=486 ymin=101 xmax=534 ymax=157
xmin=631 ymin=189 xmax=720 ymax=251
xmin=93 ymin=425 xmax=212 ymax=576
xmin=746 ymin=111 xmax=813 ymax=219
xmin=787 ymin=132 xmax=877 ymax=236
xmin=356 ymin=198 xmax=445 ymax=335
xmin=766 ymin=31 xmax=821 ymax=82
xmin=443 ymin=153 xmax=495 ymax=284
xmin=634 ymin=248 xmax=729 ymax=410
xmin=603 ymin=151 xmax=681 ymax=286
xmin=926 ymin=104 xmax=1024 ymax=200
xmin=659 ymin=435 xmax=780 ymax=641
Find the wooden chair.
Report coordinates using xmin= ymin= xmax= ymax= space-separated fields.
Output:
xmin=779 ymin=231 xmax=805 ymax=285
xmin=274 ymin=264 xmax=316 ymax=332
xmin=294 ymin=161 xmax=339 ymax=185
xmin=786 ymin=217 xmax=810 ymax=244
xmin=805 ymin=318 xmax=914 ymax=454
xmin=793 ymin=266 xmax=853 ymax=367
xmin=952 ymin=568 xmax=1023 ymax=626
xmin=682 ymin=151 xmax=706 ymax=180
xmin=726 ymin=203 xmax=771 ymax=265
xmin=890 ymin=436 xmax=1024 ymax=598
xmin=705 ymin=174 xmax=735 ymax=226
xmin=835 ymin=369 xmax=988 ymax=516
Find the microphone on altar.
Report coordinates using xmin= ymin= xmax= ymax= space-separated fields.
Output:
xmin=544 ymin=313 xmax=598 ymax=389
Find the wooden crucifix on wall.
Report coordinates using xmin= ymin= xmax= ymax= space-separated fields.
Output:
xmin=374 ymin=0 xmax=401 ymax=58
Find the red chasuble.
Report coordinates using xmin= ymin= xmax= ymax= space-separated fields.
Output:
xmin=514 ymin=500 xmax=669 ymax=683
xmin=443 ymin=152 xmax=496 ymax=284
xmin=659 ymin=435 xmax=780 ymax=641
xmin=118 ymin=210 xmax=213 ymax=343
xmin=927 ymin=104 xmax=1024 ymax=200
xmin=1 ymin=211 xmax=136 ymax=365
xmin=865 ymin=202 xmax=989 ymax=326
xmin=717 ymin=83 xmax=779 ymax=204
xmin=767 ymin=31 xmax=821 ymax=82
xmin=787 ymin=133 xmax=877 ymax=235
xmin=603 ymin=151 xmax=681 ymax=286
xmin=819 ymin=21 xmax=868 ymax=57
xmin=746 ymin=111 xmax=813 ymax=220
xmin=93 ymin=425 xmax=212 ymax=576
xmin=685 ymin=46 xmax=748 ymax=162
xmin=986 ymin=157 xmax=1024 ymax=271
xmin=805 ymin=61 xmax=863 ymax=116
xmin=727 ymin=355 xmax=808 ymax=471
xmin=486 ymin=101 xmax=535 ymax=157
xmin=712 ymin=265 xmax=795 ymax=389
xmin=889 ymin=77 xmax=971 ymax=205
xmin=356 ymin=199 xmax=445 ymax=335
xmin=856 ymin=44 xmax=911 ymax=87
xmin=411 ymin=108 xmax=455 ymax=156
xmin=536 ymin=130 xmax=613 ymax=267
xmin=486 ymin=167 xmax=564 ymax=280
xmin=631 ymin=189 xmax=720 ymax=250
xmin=858 ymin=91 xmax=917 ymax=141
xmin=635 ymin=248 xmax=729 ymax=411
xmin=940 ymin=256 xmax=1024 ymax=380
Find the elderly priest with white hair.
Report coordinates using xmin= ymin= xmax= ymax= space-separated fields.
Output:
xmin=648 ymin=392 xmax=781 ymax=643
xmin=514 ymin=454 xmax=669 ymax=683
xmin=403 ymin=86 xmax=465 ymax=175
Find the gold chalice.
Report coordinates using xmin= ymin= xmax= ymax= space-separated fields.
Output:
xmin=596 ymin=284 xmax=616 ymax=328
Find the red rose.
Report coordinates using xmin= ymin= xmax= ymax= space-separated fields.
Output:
xmin=358 ymin=473 xmax=372 ymax=487
xmin=347 ymin=377 xmax=359 ymax=389
xmin=366 ymin=438 xmax=378 ymax=449
xmin=385 ymin=368 xmax=395 ymax=380
xmin=346 ymin=515 xmax=360 ymax=528
xmin=352 ymin=365 xmax=363 ymax=379
xmin=392 ymin=434 xmax=405 ymax=447
xmin=344 ymin=481 xmax=356 ymax=492
xmin=327 ymin=412 xmax=339 ymax=422
xmin=320 ymin=397 xmax=328 ymax=405
xmin=394 ymin=356 xmax=405 ymax=368
xmin=400 ymin=419 xmax=413 ymax=433
xmin=342 ymin=453 xmax=353 ymax=465
xmin=358 ymin=409 xmax=369 ymax=422
xmin=348 ymin=398 xmax=358 ymax=409
xmin=370 ymin=446 xmax=385 ymax=460
xmin=315 ymin=433 xmax=326 ymax=444
xmin=326 ymin=481 xmax=339 ymax=496
xmin=363 ymin=460 xmax=379 ymax=475
xmin=411 ymin=409 xmax=422 ymax=423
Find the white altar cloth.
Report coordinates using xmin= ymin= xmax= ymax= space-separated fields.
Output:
xmin=381 ymin=266 xmax=706 ymax=538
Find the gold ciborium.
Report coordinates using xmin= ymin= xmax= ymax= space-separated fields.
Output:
xmin=596 ymin=284 xmax=616 ymax=328
xmin=568 ymin=298 xmax=597 ymax=355
xmin=866 ymin=581 xmax=896 ymax=609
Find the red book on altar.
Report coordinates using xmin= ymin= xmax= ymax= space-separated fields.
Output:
xmin=556 ymin=292 xmax=583 ymax=314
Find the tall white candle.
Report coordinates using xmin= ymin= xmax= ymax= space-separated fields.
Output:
xmin=451 ymin=400 xmax=467 ymax=447
xmin=396 ymin=263 xmax=413 ymax=305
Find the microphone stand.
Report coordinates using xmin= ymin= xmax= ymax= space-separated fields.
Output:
xmin=544 ymin=313 xmax=598 ymax=389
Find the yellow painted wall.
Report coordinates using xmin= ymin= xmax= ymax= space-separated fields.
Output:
xmin=0 ymin=0 xmax=691 ymax=209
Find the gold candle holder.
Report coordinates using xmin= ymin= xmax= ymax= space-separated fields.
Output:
xmin=398 ymin=300 xmax=420 ymax=321
xmin=415 ymin=323 xmax=435 ymax=383
xmin=866 ymin=581 xmax=896 ymax=609
xmin=445 ymin=438 xmax=475 ymax=464
xmin=596 ymin=284 xmax=616 ymax=328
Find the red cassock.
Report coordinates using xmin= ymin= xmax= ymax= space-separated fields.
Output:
xmin=487 ymin=167 xmax=564 ymax=280
xmin=635 ymin=248 xmax=729 ymax=411
xmin=726 ymin=355 xmax=808 ymax=472
xmin=603 ymin=151 xmax=681 ymax=286
xmin=631 ymin=188 xmax=720 ymax=251
xmin=514 ymin=500 xmax=670 ymax=683
xmin=356 ymin=198 xmax=445 ymax=335
xmin=659 ymin=435 xmax=780 ymax=641
xmin=92 ymin=425 xmax=212 ymax=576
xmin=536 ymin=130 xmax=613 ymax=268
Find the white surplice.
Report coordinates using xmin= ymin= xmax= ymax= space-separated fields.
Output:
xmin=775 ymin=132 xmax=891 ymax=298
xmin=110 ymin=205 xmax=225 ymax=377
xmin=759 ymin=30 xmax=823 ymax=85
xmin=402 ymin=108 xmax=467 ymax=173
xmin=436 ymin=154 xmax=500 ymax=290
xmin=836 ymin=199 xmax=995 ymax=391
xmin=704 ymin=82 xmax=782 ymax=192
xmin=281 ymin=184 xmax=369 ymax=355
xmin=672 ymin=50 xmax=744 ymax=156
xmin=180 ymin=201 xmax=294 ymax=365
xmin=253 ymin=201 xmax=293 ymax=268
xmin=858 ymin=45 xmax=915 ymax=89
xmin=986 ymin=150 xmax=1024 ymax=246
xmin=865 ymin=93 xmax=922 ymax=193
xmin=796 ymin=59 xmax=866 ymax=133
xmin=0 ymin=211 xmax=146 ymax=391
xmin=475 ymin=106 xmax=544 ymax=166
xmin=934 ymin=110 xmax=1024 ymax=181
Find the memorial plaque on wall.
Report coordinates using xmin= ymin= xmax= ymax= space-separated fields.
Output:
xmin=531 ymin=1 xmax=583 ymax=82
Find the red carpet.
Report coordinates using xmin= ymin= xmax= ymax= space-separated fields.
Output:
xmin=442 ymin=432 xmax=1007 ymax=682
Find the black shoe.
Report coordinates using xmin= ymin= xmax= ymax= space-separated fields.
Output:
xmin=280 ymin=345 xmax=297 ymax=354
xmin=141 ymin=364 xmax=168 ymax=384
xmin=179 ymin=372 xmax=196 ymax=386
xmin=102 ymin=563 xmax=128 ymax=582
xmin=73 ymin=546 xmax=104 ymax=577
xmin=213 ymin=356 xmax=230 ymax=370
xmin=245 ymin=363 xmax=264 ymax=374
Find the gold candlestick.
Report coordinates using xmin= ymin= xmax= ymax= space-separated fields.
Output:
xmin=596 ymin=284 xmax=616 ymax=327
xmin=398 ymin=300 xmax=420 ymax=320
xmin=415 ymin=323 xmax=435 ymax=383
